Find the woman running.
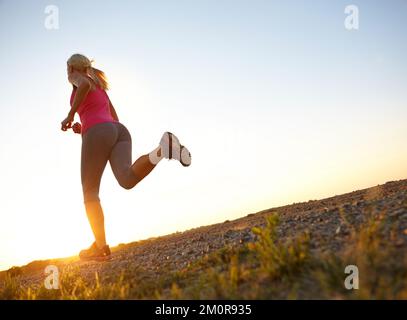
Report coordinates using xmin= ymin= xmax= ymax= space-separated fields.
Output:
xmin=61 ymin=53 xmax=191 ymax=261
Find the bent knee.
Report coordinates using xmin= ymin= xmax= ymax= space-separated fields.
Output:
xmin=120 ymin=181 xmax=135 ymax=190
xmin=119 ymin=172 xmax=141 ymax=190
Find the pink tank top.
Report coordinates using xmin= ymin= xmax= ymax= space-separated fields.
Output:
xmin=70 ymin=86 xmax=118 ymax=135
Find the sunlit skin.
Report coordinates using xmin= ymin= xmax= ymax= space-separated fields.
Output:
xmin=61 ymin=63 xmax=162 ymax=251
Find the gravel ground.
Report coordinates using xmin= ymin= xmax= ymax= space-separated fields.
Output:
xmin=2 ymin=178 xmax=407 ymax=289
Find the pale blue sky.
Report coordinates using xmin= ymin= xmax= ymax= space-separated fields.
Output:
xmin=0 ymin=0 xmax=406 ymax=270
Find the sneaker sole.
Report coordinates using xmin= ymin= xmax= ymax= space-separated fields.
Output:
xmin=160 ymin=132 xmax=191 ymax=167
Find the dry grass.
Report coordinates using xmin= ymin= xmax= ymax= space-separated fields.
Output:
xmin=1 ymin=204 xmax=406 ymax=300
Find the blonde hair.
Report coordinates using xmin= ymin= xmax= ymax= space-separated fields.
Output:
xmin=67 ymin=53 xmax=109 ymax=90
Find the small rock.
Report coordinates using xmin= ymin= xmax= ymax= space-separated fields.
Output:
xmin=224 ymin=230 xmax=234 ymax=238
xmin=389 ymin=208 xmax=406 ymax=218
xmin=342 ymin=203 xmax=352 ymax=210
xmin=239 ymin=233 xmax=255 ymax=244
xmin=335 ymin=226 xmax=341 ymax=234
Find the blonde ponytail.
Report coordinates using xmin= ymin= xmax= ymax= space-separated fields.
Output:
xmin=67 ymin=53 xmax=110 ymax=90
xmin=88 ymin=67 xmax=109 ymax=90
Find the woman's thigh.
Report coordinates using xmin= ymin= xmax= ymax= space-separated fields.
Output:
xmin=81 ymin=122 xmax=118 ymax=202
xmin=109 ymin=122 xmax=140 ymax=189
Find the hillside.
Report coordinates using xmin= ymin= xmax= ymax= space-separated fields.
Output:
xmin=1 ymin=179 xmax=407 ymax=299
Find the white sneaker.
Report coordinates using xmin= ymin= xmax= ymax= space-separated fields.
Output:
xmin=159 ymin=132 xmax=191 ymax=167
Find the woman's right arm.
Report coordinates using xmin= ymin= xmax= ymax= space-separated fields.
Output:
xmin=68 ymin=72 xmax=91 ymax=117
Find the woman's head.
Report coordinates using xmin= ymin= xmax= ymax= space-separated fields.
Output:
xmin=67 ymin=53 xmax=109 ymax=90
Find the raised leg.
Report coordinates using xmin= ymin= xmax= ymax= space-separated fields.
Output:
xmin=130 ymin=146 xmax=162 ymax=183
xmin=109 ymin=124 xmax=163 ymax=189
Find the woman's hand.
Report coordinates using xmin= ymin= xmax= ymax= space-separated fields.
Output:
xmin=72 ymin=122 xmax=82 ymax=134
xmin=61 ymin=113 xmax=74 ymax=131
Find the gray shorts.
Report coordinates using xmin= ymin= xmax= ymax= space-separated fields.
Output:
xmin=81 ymin=121 xmax=140 ymax=203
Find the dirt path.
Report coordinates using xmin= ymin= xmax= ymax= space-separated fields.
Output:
xmin=2 ymin=178 xmax=407 ymax=290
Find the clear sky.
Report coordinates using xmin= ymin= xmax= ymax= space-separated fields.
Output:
xmin=0 ymin=0 xmax=406 ymax=271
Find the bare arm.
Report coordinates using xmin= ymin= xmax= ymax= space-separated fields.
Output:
xmin=61 ymin=73 xmax=92 ymax=131
xmin=108 ymin=98 xmax=119 ymax=121
xmin=68 ymin=73 xmax=91 ymax=118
